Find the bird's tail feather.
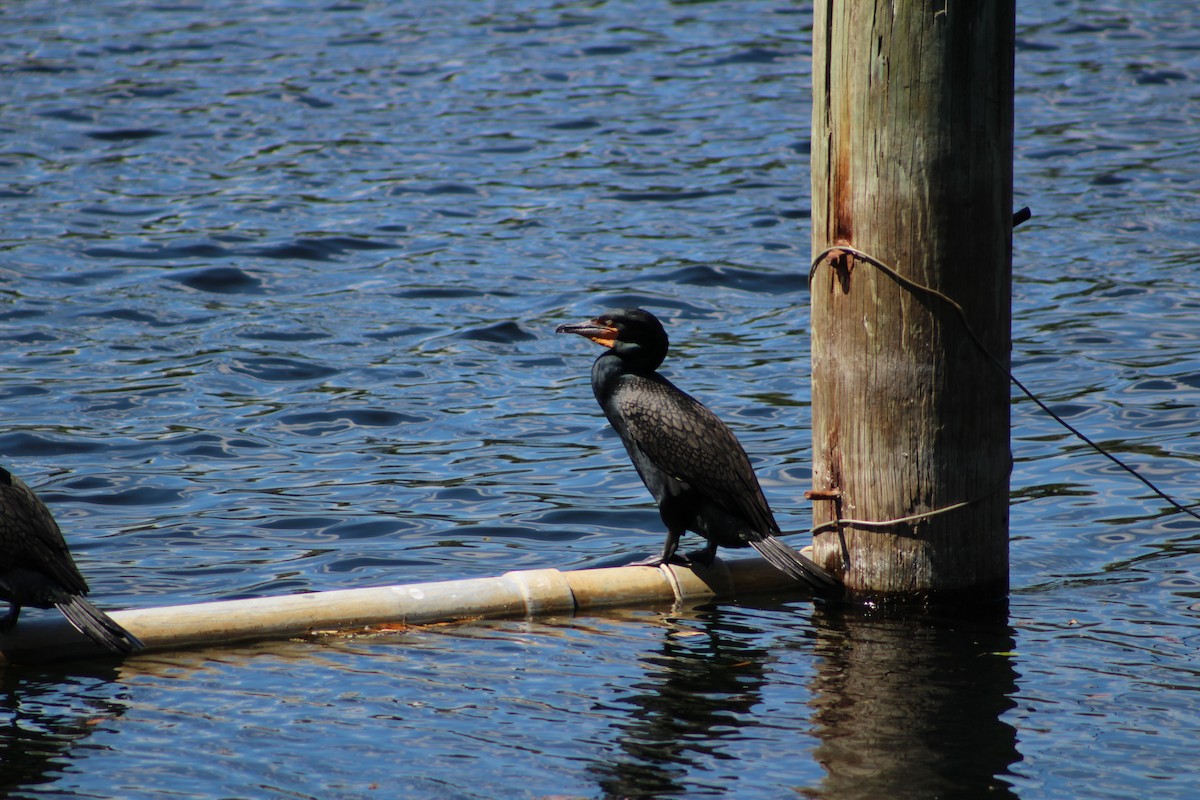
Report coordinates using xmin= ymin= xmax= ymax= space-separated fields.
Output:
xmin=56 ymin=595 xmax=144 ymax=655
xmin=750 ymin=535 xmax=838 ymax=589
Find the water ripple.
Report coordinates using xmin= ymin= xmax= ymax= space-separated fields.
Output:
xmin=2 ymin=1 xmax=1199 ymax=798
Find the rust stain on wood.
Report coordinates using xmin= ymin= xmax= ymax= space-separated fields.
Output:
xmin=832 ymin=105 xmax=854 ymax=246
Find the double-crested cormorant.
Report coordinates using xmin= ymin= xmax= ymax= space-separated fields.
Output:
xmin=0 ymin=466 xmax=144 ymax=654
xmin=556 ymin=308 xmax=836 ymax=589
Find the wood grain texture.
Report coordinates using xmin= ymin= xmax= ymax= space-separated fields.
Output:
xmin=810 ymin=0 xmax=1015 ymax=596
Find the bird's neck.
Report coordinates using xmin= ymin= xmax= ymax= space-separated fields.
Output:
xmin=591 ymin=350 xmax=661 ymax=394
xmin=594 ymin=349 xmax=661 ymax=375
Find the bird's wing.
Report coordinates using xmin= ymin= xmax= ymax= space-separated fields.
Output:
xmin=615 ymin=375 xmax=779 ymax=536
xmin=0 ymin=476 xmax=91 ymax=595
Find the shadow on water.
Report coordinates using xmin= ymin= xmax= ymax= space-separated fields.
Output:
xmin=588 ymin=604 xmax=777 ymax=798
xmin=589 ymin=598 xmax=1020 ymax=799
xmin=0 ymin=663 xmax=130 ymax=794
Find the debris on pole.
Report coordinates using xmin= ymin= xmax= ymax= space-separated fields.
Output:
xmin=0 ymin=557 xmax=818 ymax=665
xmin=809 ymin=1 xmax=1015 ymax=598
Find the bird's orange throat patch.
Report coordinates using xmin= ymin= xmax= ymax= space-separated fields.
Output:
xmin=585 ymin=324 xmax=620 ymax=349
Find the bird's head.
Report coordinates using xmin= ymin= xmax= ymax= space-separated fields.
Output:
xmin=555 ymin=308 xmax=669 ymax=369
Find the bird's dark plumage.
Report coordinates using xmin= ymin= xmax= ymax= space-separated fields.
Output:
xmin=556 ymin=308 xmax=836 ymax=590
xmin=0 ymin=466 xmax=143 ymax=655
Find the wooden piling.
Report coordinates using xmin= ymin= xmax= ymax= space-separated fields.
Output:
xmin=809 ymin=1 xmax=1015 ymax=597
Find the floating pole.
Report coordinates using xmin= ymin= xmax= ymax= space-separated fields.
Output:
xmin=0 ymin=556 xmax=816 ymax=665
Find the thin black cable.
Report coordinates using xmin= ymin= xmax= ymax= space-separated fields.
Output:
xmin=810 ymin=244 xmax=1200 ymax=524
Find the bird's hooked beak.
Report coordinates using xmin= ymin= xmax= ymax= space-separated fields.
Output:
xmin=555 ymin=318 xmax=619 ymax=349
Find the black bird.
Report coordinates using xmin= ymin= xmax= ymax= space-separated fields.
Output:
xmin=0 ymin=466 xmax=144 ymax=654
xmin=556 ymin=308 xmax=836 ymax=589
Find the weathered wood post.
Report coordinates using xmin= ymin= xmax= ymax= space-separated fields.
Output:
xmin=809 ymin=1 xmax=1015 ymax=598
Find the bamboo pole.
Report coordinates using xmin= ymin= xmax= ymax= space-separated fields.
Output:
xmin=809 ymin=1 xmax=1015 ymax=597
xmin=0 ymin=557 xmax=814 ymax=665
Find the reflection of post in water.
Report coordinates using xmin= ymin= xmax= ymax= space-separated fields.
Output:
xmin=588 ymin=606 xmax=773 ymax=799
xmin=809 ymin=603 xmax=1022 ymax=799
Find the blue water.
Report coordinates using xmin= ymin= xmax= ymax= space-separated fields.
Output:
xmin=2 ymin=1 xmax=1199 ymax=798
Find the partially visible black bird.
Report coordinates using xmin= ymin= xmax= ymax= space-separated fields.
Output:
xmin=556 ymin=308 xmax=836 ymax=589
xmin=0 ymin=466 xmax=144 ymax=654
